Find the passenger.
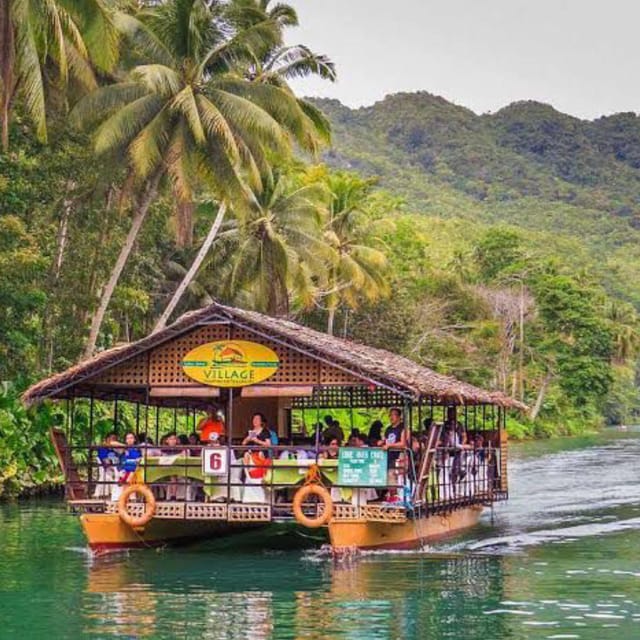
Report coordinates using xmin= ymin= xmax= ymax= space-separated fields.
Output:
xmin=472 ymin=432 xmax=487 ymax=494
xmin=241 ymin=413 xmax=272 ymax=449
xmin=367 ymin=420 xmax=383 ymax=447
xmin=349 ymin=432 xmax=367 ymax=448
xmin=320 ymin=436 xmax=340 ymax=460
xmin=380 ymin=407 xmax=407 ymax=503
xmin=322 ymin=416 xmax=345 ymax=444
xmin=118 ymin=432 xmax=142 ymax=484
xmin=242 ymin=447 xmax=270 ymax=503
xmin=93 ymin=432 xmax=120 ymax=498
xmin=163 ymin=432 xmax=185 ymax=501
xmin=320 ymin=437 xmax=342 ymax=503
xmin=187 ymin=432 xmax=200 ymax=456
xmin=239 ymin=414 xmax=272 ymax=503
xmin=197 ymin=407 xmax=226 ymax=444
xmin=178 ymin=434 xmax=189 ymax=446
xmin=163 ymin=432 xmax=183 ymax=454
xmin=277 ymin=438 xmax=293 ymax=460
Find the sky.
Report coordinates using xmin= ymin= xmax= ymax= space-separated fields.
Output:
xmin=285 ymin=0 xmax=640 ymax=120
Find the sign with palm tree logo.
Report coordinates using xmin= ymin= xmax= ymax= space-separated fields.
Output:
xmin=182 ymin=340 xmax=280 ymax=387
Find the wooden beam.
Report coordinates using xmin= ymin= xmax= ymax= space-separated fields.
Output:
xmin=149 ymin=386 xmax=220 ymax=398
xmin=241 ymin=385 xmax=314 ymax=398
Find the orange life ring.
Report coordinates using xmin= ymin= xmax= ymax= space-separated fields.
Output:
xmin=117 ymin=483 xmax=156 ymax=528
xmin=292 ymin=484 xmax=333 ymax=528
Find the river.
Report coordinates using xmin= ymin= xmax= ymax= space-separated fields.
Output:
xmin=1 ymin=430 xmax=639 ymax=639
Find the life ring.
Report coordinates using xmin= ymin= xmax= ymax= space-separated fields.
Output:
xmin=293 ymin=484 xmax=333 ymax=528
xmin=118 ymin=483 xmax=156 ymax=528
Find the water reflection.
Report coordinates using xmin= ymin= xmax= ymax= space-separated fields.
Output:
xmin=84 ymin=558 xmax=156 ymax=637
xmin=83 ymin=551 xmax=513 ymax=640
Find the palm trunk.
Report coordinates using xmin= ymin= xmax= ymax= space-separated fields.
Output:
xmin=42 ymin=185 xmax=75 ymax=371
xmin=153 ymin=202 xmax=227 ymax=333
xmin=0 ymin=0 xmax=15 ymax=151
xmin=327 ymin=306 xmax=336 ymax=335
xmin=83 ymin=174 xmax=161 ymax=359
xmin=529 ymin=373 xmax=552 ymax=421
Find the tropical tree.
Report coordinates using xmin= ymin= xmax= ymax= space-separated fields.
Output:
xmin=72 ymin=0 xmax=327 ymax=357
xmin=209 ymin=168 xmax=330 ymax=316
xmin=321 ymin=172 xmax=390 ymax=335
xmin=152 ymin=0 xmax=335 ymax=330
xmin=0 ymin=0 xmax=119 ymax=150
xmin=604 ymin=299 xmax=640 ymax=364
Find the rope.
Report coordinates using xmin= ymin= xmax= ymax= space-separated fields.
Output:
xmin=303 ymin=463 xmax=324 ymax=486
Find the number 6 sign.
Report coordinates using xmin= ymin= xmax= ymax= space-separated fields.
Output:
xmin=202 ymin=447 xmax=228 ymax=476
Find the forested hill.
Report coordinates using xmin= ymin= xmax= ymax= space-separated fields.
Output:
xmin=316 ymin=92 xmax=640 ymax=217
xmin=314 ymin=93 xmax=640 ymax=302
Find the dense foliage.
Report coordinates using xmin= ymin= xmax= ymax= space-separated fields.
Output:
xmin=1 ymin=3 xmax=639 ymax=496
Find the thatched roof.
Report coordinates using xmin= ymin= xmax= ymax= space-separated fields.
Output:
xmin=22 ymin=302 xmax=526 ymax=409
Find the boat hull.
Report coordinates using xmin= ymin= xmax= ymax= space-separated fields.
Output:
xmin=327 ymin=505 xmax=484 ymax=550
xmin=81 ymin=505 xmax=484 ymax=554
xmin=80 ymin=513 xmax=259 ymax=554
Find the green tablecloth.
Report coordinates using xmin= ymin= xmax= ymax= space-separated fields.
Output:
xmin=139 ymin=455 xmax=347 ymax=500
xmin=266 ymin=458 xmax=338 ymax=486
xmin=140 ymin=455 xmax=339 ymax=485
xmin=140 ymin=455 xmax=204 ymax=483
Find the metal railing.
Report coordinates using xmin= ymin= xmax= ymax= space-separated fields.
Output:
xmin=62 ymin=441 xmax=506 ymax=519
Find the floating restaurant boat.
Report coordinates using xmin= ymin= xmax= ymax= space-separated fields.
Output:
xmin=23 ymin=303 xmax=524 ymax=554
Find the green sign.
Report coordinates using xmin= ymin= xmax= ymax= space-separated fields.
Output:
xmin=338 ymin=447 xmax=388 ymax=487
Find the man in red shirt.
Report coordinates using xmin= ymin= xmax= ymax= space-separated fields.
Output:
xmin=197 ymin=408 xmax=226 ymax=444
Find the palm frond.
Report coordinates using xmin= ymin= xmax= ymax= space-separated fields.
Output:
xmin=13 ymin=4 xmax=47 ymax=142
xmin=171 ymin=85 xmax=205 ymax=143
xmin=131 ymin=64 xmax=182 ymax=97
xmin=113 ymin=11 xmax=175 ymax=68
xmin=70 ymin=82 xmax=148 ymax=127
xmin=94 ymin=93 xmax=163 ymax=156
xmin=128 ymin=103 xmax=173 ymax=178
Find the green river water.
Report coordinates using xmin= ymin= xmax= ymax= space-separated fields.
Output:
xmin=1 ymin=431 xmax=639 ymax=639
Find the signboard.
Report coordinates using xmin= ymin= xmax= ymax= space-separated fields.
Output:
xmin=338 ymin=448 xmax=388 ymax=487
xmin=182 ymin=340 xmax=280 ymax=388
xmin=202 ymin=447 xmax=229 ymax=476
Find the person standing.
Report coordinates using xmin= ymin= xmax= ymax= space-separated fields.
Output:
xmin=380 ymin=407 xmax=407 ymax=503
xmin=197 ymin=407 xmax=226 ymax=444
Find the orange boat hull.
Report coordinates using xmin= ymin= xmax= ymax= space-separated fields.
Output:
xmin=81 ymin=505 xmax=484 ymax=553
xmin=328 ymin=505 xmax=484 ymax=550
xmin=80 ymin=514 xmax=257 ymax=554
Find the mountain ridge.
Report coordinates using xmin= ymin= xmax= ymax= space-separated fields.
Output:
xmin=312 ymin=91 xmax=640 ymax=306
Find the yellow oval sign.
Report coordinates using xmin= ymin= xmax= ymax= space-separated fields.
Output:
xmin=181 ymin=340 xmax=280 ymax=387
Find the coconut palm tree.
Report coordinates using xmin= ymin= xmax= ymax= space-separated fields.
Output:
xmin=209 ymin=168 xmax=330 ymax=316
xmin=73 ymin=0 xmax=326 ymax=357
xmin=0 ymin=0 xmax=119 ymax=150
xmin=151 ymin=0 xmax=335 ymax=330
xmin=605 ymin=300 xmax=640 ymax=364
xmin=321 ymin=172 xmax=390 ymax=335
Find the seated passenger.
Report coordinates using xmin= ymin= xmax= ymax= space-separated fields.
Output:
xmin=320 ymin=437 xmax=340 ymax=460
xmin=118 ymin=432 xmax=142 ymax=485
xmin=367 ymin=420 xmax=383 ymax=447
xmin=188 ymin=432 xmax=200 ymax=456
xmin=240 ymin=413 xmax=273 ymax=503
xmin=163 ymin=432 xmax=186 ymax=500
xmin=322 ymin=417 xmax=345 ymax=445
xmin=319 ymin=437 xmax=342 ymax=502
xmin=93 ymin=432 xmax=120 ymax=498
xmin=277 ymin=438 xmax=293 ymax=460
xmin=242 ymin=448 xmax=271 ymax=503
